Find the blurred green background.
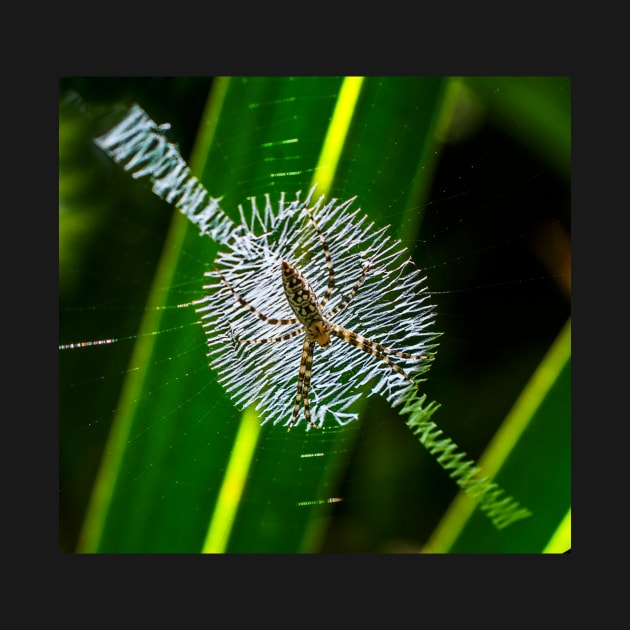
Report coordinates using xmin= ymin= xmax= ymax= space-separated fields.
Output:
xmin=59 ymin=77 xmax=570 ymax=553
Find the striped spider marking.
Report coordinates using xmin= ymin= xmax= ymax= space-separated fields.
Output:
xmin=218 ymin=211 xmax=428 ymax=430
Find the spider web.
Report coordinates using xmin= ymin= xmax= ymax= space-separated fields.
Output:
xmin=197 ymin=188 xmax=437 ymax=429
xmin=59 ymin=78 xmax=571 ymax=553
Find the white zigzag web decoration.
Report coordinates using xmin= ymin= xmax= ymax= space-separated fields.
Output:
xmin=194 ymin=188 xmax=438 ymax=429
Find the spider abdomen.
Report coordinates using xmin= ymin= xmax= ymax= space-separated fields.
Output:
xmin=281 ymin=261 xmax=331 ymax=348
xmin=281 ymin=261 xmax=322 ymax=323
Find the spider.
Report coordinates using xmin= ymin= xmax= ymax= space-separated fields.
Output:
xmin=217 ymin=209 xmax=428 ymax=430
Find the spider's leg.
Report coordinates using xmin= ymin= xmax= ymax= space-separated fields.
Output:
xmin=330 ymin=324 xmax=426 ymax=383
xmin=216 ymin=266 xmax=298 ymax=326
xmin=324 ymin=263 xmax=371 ymax=319
xmin=339 ymin=331 xmax=429 ymax=361
xmin=301 ymin=345 xmax=317 ymax=429
xmin=288 ymin=338 xmax=318 ymax=431
xmin=237 ymin=327 xmax=304 ymax=345
xmin=306 ymin=209 xmax=335 ymax=308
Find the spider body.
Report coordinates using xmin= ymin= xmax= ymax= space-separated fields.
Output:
xmin=282 ymin=260 xmax=331 ymax=348
xmin=218 ymin=209 xmax=428 ymax=431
